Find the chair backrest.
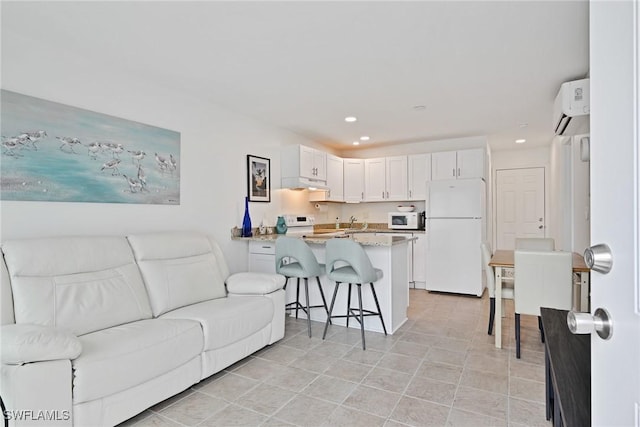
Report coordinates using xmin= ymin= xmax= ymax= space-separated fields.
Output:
xmin=515 ymin=238 xmax=555 ymax=251
xmin=325 ymin=238 xmax=378 ymax=283
xmin=514 ymin=250 xmax=573 ymax=315
xmin=480 ymin=242 xmax=496 ymax=298
xmin=275 ymin=236 xmax=323 ymax=277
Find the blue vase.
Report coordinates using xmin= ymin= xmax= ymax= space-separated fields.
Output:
xmin=275 ymin=216 xmax=288 ymax=234
xmin=242 ymin=197 xmax=253 ymax=237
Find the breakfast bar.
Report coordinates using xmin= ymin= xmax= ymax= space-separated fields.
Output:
xmin=237 ymin=233 xmax=412 ymax=334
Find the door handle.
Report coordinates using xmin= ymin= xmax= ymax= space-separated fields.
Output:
xmin=538 ymin=225 xmax=544 ymax=229
xmin=567 ymin=308 xmax=613 ymax=340
xmin=584 ymin=243 xmax=613 ymax=274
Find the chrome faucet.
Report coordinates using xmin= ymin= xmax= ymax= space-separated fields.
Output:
xmin=349 ymin=216 xmax=357 ymax=229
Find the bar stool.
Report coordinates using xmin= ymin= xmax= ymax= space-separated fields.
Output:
xmin=322 ymin=238 xmax=387 ymax=350
xmin=275 ymin=236 xmax=331 ymax=338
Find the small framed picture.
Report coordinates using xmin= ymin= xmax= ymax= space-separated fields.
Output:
xmin=247 ymin=155 xmax=271 ymax=202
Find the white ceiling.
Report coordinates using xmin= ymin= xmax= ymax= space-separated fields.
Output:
xmin=2 ymin=1 xmax=589 ymax=152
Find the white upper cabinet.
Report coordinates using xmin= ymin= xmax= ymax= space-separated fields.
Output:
xmin=408 ymin=153 xmax=431 ymax=201
xmin=282 ymin=145 xmax=327 ymax=184
xmin=299 ymin=145 xmax=327 ymax=180
xmin=431 ymin=149 xmax=484 ymax=181
xmin=310 ymin=154 xmax=343 ymax=202
xmin=343 ymin=158 xmax=365 ymax=202
xmin=386 ymin=156 xmax=408 ymax=200
xmin=364 ymin=158 xmax=386 ymax=201
xmin=364 ymin=156 xmax=407 ymax=202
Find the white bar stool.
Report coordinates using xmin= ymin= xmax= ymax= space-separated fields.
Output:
xmin=322 ymin=238 xmax=387 ymax=350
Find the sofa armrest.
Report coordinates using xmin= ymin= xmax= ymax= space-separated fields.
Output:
xmin=226 ymin=272 xmax=285 ymax=295
xmin=1 ymin=324 xmax=82 ymax=365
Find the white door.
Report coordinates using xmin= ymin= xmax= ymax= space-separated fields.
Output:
xmin=495 ymin=168 xmax=545 ymax=250
xmin=589 ymin=1 xmax=640 ymax=424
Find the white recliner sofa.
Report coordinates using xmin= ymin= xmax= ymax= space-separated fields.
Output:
xmin=0 ymin=232 xmax=285 ymax=427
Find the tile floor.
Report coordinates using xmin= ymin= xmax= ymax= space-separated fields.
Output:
xmin=120 ymin=289 xmax=550 ymax=427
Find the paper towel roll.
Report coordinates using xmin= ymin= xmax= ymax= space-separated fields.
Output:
xmin=315 ymin=203 xmax=328 ymax=212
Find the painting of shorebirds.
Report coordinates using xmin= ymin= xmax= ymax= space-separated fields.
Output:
xmin=0 ymin=90 xmax=180 ymax=204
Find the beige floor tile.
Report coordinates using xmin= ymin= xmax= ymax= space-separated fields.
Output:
xmin=262 ymin=417 xmax=296 ymax=427
xmin=509 ymin=377 xmax=546 ymax=403
xmin=159 ymin=391 xmax=228 ymax=426
xmin=282 ymin=334 xmax=324 ymax=351
xmin=236 ymin=383 xmax=296 ymax=416
xmin=197 ymin=372 xmax=260 ymax=401
xmin=302 ymin=374 xmax=357 ymax=403
xmin=404 ymin=376 xmax=457 ymax=406
xmin=308 ymin=340 xmax=354 ymax=358
xmin=509 ymin=397 xmax=549 ymax=426
xmin=399 ymin=331 xmax=441 ymax=347
xmin=459 ymin=368 xmax=508 ymax=395
xmin=425 ymin=347 xmax=467 ymax=367
xmin=376 ymin=352 xmax=422 ymax=374
xmin=199 ymin=404 xmax=267 ymax=426
xmin=321 ymin=406 xmax=386 ymax=427
xmin=117 ymin=410 xmax=153 ymax=426
xmin=273 ymin=395 xmax=339 ymax=427
xmin=433 ymin=336 xmax=472 ymax=353
xmin=265 ymin=366 xmax=319 ymax=392
xmin=389 ymin=395 xmax=450 ymax=427
xmin=343 ymin=385 xmax=402 ymax=418
xmin=446 ymin=408 xmax=507 ymax=427
xmin=464 ymin=353 xmax=509 ymax=376
xmin=131 ymin=414 xmax=183 ymax=427
xmin=232 ymin=358 xmax=290 ymax=381
xmin=452 ymin=386 xmax=508 ymax=421
xmin=342 ymin=347 xmax=384 ymax=366
xmin=509 ymin=359 xmax=546 ymax=383
xmin=389 ymin=340 xmax=429 ymax=358
xmin=324 ymin=359 xmax=373 ymax=383
xmin=259 ymin=344 xmax=306 ymax=365
xmin=415 ymin=361 xmax=463 ymax=384
xmin=362 ymin=367 xmax=412 ymax=394
xmin=290 ymin=351 xmax=338 ymax=373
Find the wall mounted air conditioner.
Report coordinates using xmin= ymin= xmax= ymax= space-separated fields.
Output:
xmin=553 ymin=78 xmax=590 ymax=136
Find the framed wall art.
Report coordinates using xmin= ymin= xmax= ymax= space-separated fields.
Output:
xmin=247 ymin=155 xmax=270 ymax=202
xmin=1 ymin=90 xmax=181 ymax=205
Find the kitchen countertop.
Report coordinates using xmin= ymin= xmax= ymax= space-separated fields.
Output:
xmin=232 ymin=233 xmax=415 ymax=247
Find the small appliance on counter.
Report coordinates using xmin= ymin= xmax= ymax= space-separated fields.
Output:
xmin=388 ymin=211 xmax=425 ymax=230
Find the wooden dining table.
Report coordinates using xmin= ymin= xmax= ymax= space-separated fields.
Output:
xmin=489 ymin=250 xmax=590 ymax=349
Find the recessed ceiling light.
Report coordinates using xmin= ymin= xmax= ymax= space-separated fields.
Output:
xmin=352 ymin=141 xmax=360 ymax=145
xmin=413 ymin=105 xmax=426 ymax=111
xmin=345 ymin=116 xmax=357 ymax=123
xmin=515 ymin=139 xmax=526 ymax=144
xmin=360 ymin=136 xmax=370 ymax=141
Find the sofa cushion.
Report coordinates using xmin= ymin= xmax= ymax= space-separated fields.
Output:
xmin=72 ymin=318 xmax=203 ymax=404
xmin=161 ymin=296 xmax=274 ymax=351
xmin=127 ymin=232 xmax=230 ymax=317
xmin=2 ymin=237 xmax=152 ymax=336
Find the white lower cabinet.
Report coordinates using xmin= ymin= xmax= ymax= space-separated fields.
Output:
xmin=412 ymin=233 xmax=426 ymax=289
xmin=248 ymin=241 xmax=276 ymax=273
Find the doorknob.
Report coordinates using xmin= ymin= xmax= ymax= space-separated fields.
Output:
xmin=584 ymin=243 xmax=613 ymax=274
xmin=567 ymin=308 xmax=613 ymax=340
xmin=538 ymin=225 xmax=544 ymax=229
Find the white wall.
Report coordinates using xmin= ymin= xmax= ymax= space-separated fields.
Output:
xmin=0 ymin=30 xmax=316 ymax=273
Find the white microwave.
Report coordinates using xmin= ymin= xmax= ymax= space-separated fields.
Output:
xmin=388 ymin=212 xmax=425 ymax=230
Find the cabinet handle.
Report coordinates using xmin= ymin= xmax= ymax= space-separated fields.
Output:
xmin=452 ymin=168 xmax=455 ymax=177
xmin=457 ymin=167 xmax=460 ymax=177
xmin=386 ymin=191 xmax=389 ymax=198
xmin=409 ymin=190 xmax=412 ymax=197
xmin=361 ymin=192 xmax=364 ymax=200
xmin=382 ymin=191 xmax=384 ymax=199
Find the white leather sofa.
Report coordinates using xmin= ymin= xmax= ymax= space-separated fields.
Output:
xmin=0 ymin=232 xmax=285 ymax=427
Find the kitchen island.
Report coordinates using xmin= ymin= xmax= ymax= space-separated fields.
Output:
xmin=234 ymin=233 xmax=413 ymax=334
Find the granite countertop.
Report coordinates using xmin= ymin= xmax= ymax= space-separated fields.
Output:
xmin=232 ymin=233 xmax=415 ymax=247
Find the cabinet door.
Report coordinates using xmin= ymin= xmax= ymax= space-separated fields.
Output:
xmin=249 ymin=253 xmax=276 ymax=273
xmin=364 ymin=158 xmax=386 ymax=201
xmin=431 ymin=151 xmax=457 ymax=180
xmin=343 ymin=158 xmax=365 ymax=202
xmin=313 ymin=149 xmax=327 ymax=181
xmin=412 ymin=233 xmax=426 ymax=286
xmin=325 ymin=154 xmax=343 ymax=201
xmin=299 ymin=145 xmax=316 ymax=179
xmin=456 ymin=148 xmax=485 ymax=179
xmin=408 ymin=153 xmax=431 ymax=200
xmin=386 ymin=156 xmax=408 ymax=201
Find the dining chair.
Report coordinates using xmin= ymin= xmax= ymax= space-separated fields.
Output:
xmin=275 ymin=236 xmax=331 ymax=338
xmin=481 ymin=242 xmax=514 ymax=335
xmin=514 ymin=249 xmax=572 ymax=358
xmin=322 ymin=238 xmax=387 ymax=350
xmin=515 ymin=237 xmax=555 ymax=251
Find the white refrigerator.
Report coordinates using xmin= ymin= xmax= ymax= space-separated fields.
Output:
xmin=425 ymin=178 xmax=486 ymax=296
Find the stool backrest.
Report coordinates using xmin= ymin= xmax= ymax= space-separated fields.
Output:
xmin=325 ymin=238 xmax=377 ymax=283
xmin=275 ymin=236 xmax=323 ymax=277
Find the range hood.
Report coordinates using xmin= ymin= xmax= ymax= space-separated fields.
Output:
xmin=281 ymin=176 xmax=329 ymax=191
